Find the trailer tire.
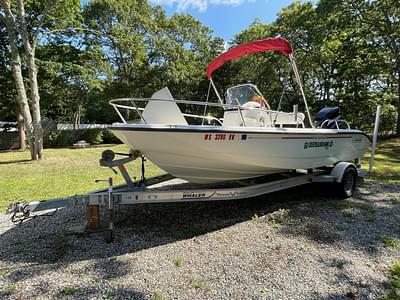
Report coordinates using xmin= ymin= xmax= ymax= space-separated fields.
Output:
xmin=335 ymin=166 xmax=357 ymax=198
xmin=104 ymin=230 xmax=113 ymax=243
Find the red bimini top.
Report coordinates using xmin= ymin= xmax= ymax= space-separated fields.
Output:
xmin=206 ymin=37 xmax=293 ymax=79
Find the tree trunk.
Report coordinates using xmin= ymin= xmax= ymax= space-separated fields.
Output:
xmin=16 ymin=105 xmax=26 ymax=151
xmin=73 ymin=110 xmax=78 ymax=130
xmin=397 ymin=73 xmax=400 ymax=134
xmin=17 ymin=0 xmax=44 ymax=159
xmin=0 ymin=0 xmax=36 ymax=159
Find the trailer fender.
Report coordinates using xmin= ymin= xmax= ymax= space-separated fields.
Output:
xmin=330 ymin=162 xmax=356 ymax=183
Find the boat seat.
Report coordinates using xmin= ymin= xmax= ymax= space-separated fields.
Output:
xmin=222 ymin=109 xmax=305 ymax=127
xmin=141 ymin=87 xmax=188 ymax=125
xmin=272 ymin=111 xmax=305 ymax=127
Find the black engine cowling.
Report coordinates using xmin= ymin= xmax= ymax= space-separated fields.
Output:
xmin=315 ymin=107 xmax=340 ymax=128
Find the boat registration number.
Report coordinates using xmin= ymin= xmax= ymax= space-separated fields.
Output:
xmin=204 ymin=133 xmax=235 ymax=141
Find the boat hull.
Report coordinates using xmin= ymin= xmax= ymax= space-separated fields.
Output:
xmin=111 ymin=124 xmax=370 ymax=183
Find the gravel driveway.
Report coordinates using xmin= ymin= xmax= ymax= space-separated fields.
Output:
xmin=0 ymin=180 xmax=399 ymax=299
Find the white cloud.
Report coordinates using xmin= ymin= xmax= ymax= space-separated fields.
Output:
xmin=223 ymin=40 xmax=230 ymax=51
xmin=150 ymin=0 xmax=249 ymax=12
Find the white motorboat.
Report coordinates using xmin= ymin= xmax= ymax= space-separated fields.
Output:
xmin=110 ymin=38 xmax=370 ymax=183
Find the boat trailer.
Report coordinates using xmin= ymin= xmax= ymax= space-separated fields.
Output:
xmin=4 ymin=106 xmax=382 ymax=243
xmin=6 ymin=148 xmax=366 ymax=242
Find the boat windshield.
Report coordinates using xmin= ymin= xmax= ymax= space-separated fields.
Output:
xmin=225 ymin=84 xmax=267 ymax=107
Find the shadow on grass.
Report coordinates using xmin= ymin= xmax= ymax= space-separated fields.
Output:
xmin=378 ymin=141 xmax=400 ymax=158
xmin=0 ymin=181 xmax=399 ymax=291
xmin=364 ymin=139 xmax=400 ymax=183
xmin=0 ymin=159 xmax=32 ymax=165
xmin=367 ymin=170 xmax=400 ymax=183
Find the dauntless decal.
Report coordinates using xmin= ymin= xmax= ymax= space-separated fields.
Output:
xmin=304 ymin=140 xmax=333 ymax=149
xmin=214 ymin=191 xmax=243 ymax=197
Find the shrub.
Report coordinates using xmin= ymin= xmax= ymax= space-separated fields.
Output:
xmin=44 ymin=128 xmax=122 ymax=148
xmin=80 ymin=129 xmax=103 ymax=145
xmin=44 ymin=130 xmax=75 ymax=148
xmin=102 ymin=128 xmax=122 ymax=144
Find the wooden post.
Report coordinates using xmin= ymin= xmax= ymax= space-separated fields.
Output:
xmin=85 ymin=205 xmax=100 ymax=231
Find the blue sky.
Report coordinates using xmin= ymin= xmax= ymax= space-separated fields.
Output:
xmin=81 ymin=0 xmax=312 ymax=41
xmin=149 ymin=0 xmax=310 ymax=40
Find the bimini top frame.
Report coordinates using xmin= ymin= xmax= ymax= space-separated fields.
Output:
xmin=206 ymin=37 xmax=314 ymax=128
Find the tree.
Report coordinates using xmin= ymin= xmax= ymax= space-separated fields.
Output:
xmin=37 ymin=42 xmax=105 ymax=127
xmin=83 ymin=0 xmax=153 ymax=97
xmin=1 ymin=0 xmax=36 ymax=156
xmin=0 ymin=0 xmax=80 ymax=159
xmin=82 ymin=0 xmax=223 ymax=108
xmin=366 ymin=0 xmax=400 ymax=133
xmin=0 ymin=17 xmax=14 ymax=122
xmin=221 ymin=0 xmax=398 ymax=133
xmin=148 ymin=11 xmax=224 ymax=99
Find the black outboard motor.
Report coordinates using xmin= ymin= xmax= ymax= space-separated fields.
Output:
xmin=315 ymin=107 xmax=340 ymax=128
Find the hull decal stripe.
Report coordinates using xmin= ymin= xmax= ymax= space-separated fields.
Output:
xmin=111 ymin=126 xmax=369 ymax=139
xmin=280 ymin=136 xmax=353 ymax=139
xmin=112 ymin=127 xmax=371 ymax=142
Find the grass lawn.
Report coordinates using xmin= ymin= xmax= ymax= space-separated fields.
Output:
xmin=0 ymin=144 xmax=162 ymax=211
xmin=364 ymin=137 xmax=400 ymax=184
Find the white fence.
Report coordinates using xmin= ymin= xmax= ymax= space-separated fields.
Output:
xmin=56 ymin=124 xmax=111 ymax=130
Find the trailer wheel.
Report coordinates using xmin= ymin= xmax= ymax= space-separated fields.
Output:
xmin=335 ymin=166 xmax=357 ymax=198
xmin=104 ymin=230 xmax=113 ymax=243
